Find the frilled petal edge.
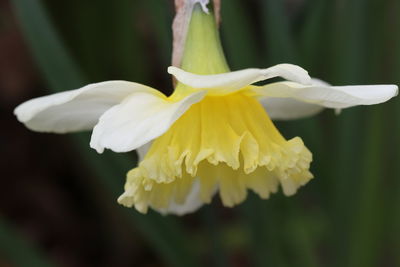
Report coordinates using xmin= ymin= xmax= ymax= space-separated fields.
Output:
xmin=14 ymin=81 xmax=159 ymax=133
xmin=252 ymin=81 xmax=398 ymax=109
xmin=90 ymin=91 xmax=206 ymax=153
xmin=168 ymin=63 xmax=311 ymax=95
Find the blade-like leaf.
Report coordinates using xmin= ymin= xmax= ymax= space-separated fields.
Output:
xmin=220 ymin=0 xmax=260 ymax=69
xmin=261 ymin=0 xmax=297 ymax=64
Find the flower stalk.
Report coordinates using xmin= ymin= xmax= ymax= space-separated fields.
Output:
xmin=180 ymin=4 xmax=229 ymax=74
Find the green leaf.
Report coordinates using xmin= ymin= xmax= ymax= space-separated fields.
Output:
xmin=220 ymin=0 xmax=260 ymax=69
xmin=12 ymin=0 xmax=85 ymax=91
xmin=327 ymin=1 xmax=386 ymax=266
xmin=347 ymin=108 xmax=385 ymax=267
xmin=261 ymin=0 xmax=297 ymax=64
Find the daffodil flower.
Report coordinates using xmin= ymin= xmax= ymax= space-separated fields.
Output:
xmin=14 ymin=2 xmax=397 ymax=215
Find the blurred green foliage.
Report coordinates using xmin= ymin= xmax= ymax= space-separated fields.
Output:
xmin=3 ymin=0 xmax=400 ymax=266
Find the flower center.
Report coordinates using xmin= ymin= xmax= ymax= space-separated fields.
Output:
xmin=118 ymin=92 xmax=313 ymax=213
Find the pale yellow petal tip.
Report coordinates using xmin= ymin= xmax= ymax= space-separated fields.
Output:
xmin=118 ymin=191 xmax=149 ymax=214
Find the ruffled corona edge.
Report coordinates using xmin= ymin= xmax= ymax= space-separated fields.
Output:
xmin=118 ymin=93 xmax=313 ymax=214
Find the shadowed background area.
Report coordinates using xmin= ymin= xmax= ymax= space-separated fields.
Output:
xmin=1 ymin=0 xmax=399 ymax=266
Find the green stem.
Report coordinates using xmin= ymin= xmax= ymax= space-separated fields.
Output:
xmin=180 ymin=4 xmax=230 ymax=74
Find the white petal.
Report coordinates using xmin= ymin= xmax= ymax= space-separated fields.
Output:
xmin=90 ymin=91 xmax=206 ymax=153
xmin=309 ymin=78 xmax=331 ymax=87
xmin=14 ymin=81 xmax=158 ymax=133
xmin=260 ymin=98 xmax=324 ymax=120
xmin=168 ymin=64 xmax=311 ymax=95
xmin=259 ymin=78 xmax=328 ymax=120
xmin=136 ymin=141 xmax=153 ymax=162
xmin=157 ymin=180 xmax=205 ymax=216
xmin=253 ymin=81 xmax=398 ymax=109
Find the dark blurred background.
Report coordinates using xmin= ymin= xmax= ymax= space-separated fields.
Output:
xmin=1 ymin=0 xmax=399 ymax=266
